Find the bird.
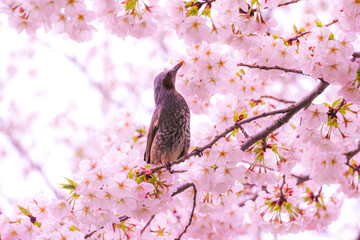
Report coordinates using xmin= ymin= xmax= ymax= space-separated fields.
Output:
xmin=144 ymin=62 xmax=190 ymax=169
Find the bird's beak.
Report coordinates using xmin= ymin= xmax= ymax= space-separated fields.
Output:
xmin=171 ymin=62 xmax=183 ymax=74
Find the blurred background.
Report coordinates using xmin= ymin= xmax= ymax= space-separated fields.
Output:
xmin=0 ymin=13 xmax=185 ymax=212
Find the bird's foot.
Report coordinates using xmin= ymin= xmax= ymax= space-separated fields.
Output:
xmin=194 ymin=147 xmax=203 ymax=157
xmin=165 ymin=162 xmax=172 ymax=172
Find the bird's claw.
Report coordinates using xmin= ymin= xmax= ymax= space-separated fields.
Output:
xmin=165 ymin=162 xmax=172 ymax=172
xmin=194 ymin=147 xmax=203 ymax=157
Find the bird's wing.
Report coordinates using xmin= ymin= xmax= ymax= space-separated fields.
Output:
xmin=144 ymin=106 xmax=162 ymax=164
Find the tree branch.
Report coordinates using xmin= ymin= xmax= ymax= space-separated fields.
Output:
xmin=240 ymin=79 xmax=329 ymax=151
xmin=345 ymin=141 xmax=360 ymax=162
xmin=344 ymin=141 xmax=360 ymax=173
xmin=237 ymin=63 xmax=305 ymax=75
xmin=171 ymin=183 xmax=197 ymax=240
xmin=137 ymin=106 xmax=292 ymax=176
xmin=239 ymin=125 xmax=250 ymax=139
xmin=139 ymin=79 xmax=329 ymax=175
xmin=261 ymin=95 xmax=296 ymax=104
xmin=141 ymin=214 xmax=155 ymax=234
xmin=291 ymin=174 xmax=310 ymax=185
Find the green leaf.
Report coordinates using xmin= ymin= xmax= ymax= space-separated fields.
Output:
xmin=18 ymin=205 xmax=31 ymax=216
xmin=184 ymin=1 xmax=196 ymax=9
xmin=61 ymin=184 xmax=76 ymax=190
xmin=339 ymin=109 xmax=346 ymax=115
xmin=233 ymin=110 xmax=239 ymax=122
xmin=202 ymin=5 xmax=211 ymax=17
xmin=299 ymin=27 xmax=306 ymax=33
xmin=125 ymin=0 xmax=137 ymax=11
xmin=332 ymin=98 xmax=341 ymax=108
xmin=136 ymin=176 xmax=144 ymax=184
xmin=231 ymin=128 xmax=239 ymax=137
xmin=72 ymin=193 xmax=80 ymax=199
xmin=328 ymin=32 xmax=335 ymax=40
xmin=293 ymin=24 xmax=298 ymax=34
xmin=61 ymin=178 xmax=77 ymax=190
xmin=186 ymin=6 xmax=199 ymax=17
xmin=239 ymin=108 xmax=248 ymax=118
xmin=356 ymin=67 xmax=360 ymax=83
xmin=328 ymin=117 xmax=338 ymax=127
xmin=237 ymin=69 xmax=245 ymax=75
xmin=324 ymin=102 xmax=331 ymax=108
xmin=315 ymin=19 xmax=323 ymax=27
xmin=69 ymin=225 xmax=78 ymax=231
xmin=34 ymin=221 xmax=41 ymax=228
xmin=136 ymin=127 xmax=146 ymax=134
xmin=283 ymin=39 xmax=289 ymax=46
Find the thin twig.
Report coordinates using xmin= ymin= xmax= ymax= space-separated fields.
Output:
xmin=324 ymin=19 xmax=339 ymax=27
xmin=84 ymin=227 xmax=104 ymax=239
xmin=261 ymin=95 xmax=296 ymax=104
xmin=345 ymin=141 xmax=360 ymax=162
xmin=278 ymin=0 xmax=302 ymax=7
xmin=240 ymin=79 xmax=329 ymax=151
xmin=352 ymin=52 xmax=360 ymax=62
xmin=278 ymin=175 xmax=286 ymax=204
xmin=171 ymin=183 xmax=197 ymax=240
xmin=286 ymin=31 xmax=310 ymax=43
xmin=237 ymin=63 xmax=305 ymax=75
xmin=239 ymin=125 xmax=250 ymax=139
xmin=141 ymin=214 xmax=155 ymax=234
xmin=291 ymin=174 xmax=310 ymax=185
xmin=344 ymin=141 xmax=360 ymax=172
xmin=287 ymin=19 xmax=339 ymax=43
xmin=84 ymin=215 xmax=129 ymax=239
xmin=2 ymin=129 xmax=61 ymax=199
xmin=334 ymin=98 xmax=346 ymax=113
xmin=65 ymin=55 xmax=124 ymax=108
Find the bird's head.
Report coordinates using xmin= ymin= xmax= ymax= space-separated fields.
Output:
xmin=154 ymin=62 xmax=183 ymax=104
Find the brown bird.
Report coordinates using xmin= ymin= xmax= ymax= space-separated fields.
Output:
xmin=144 ymin=62 xmax=190 ymax=169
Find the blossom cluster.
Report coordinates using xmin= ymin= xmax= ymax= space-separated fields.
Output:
xmin=298 ymin=27 xmax=357 ymax=85
xmin=333 ymin=0 xmax=360 ymax=33
xmin=3 ymin=0 xmax=96 ymax=41
xmin=0 ymin=143 xmax=179 ymax=239
xmin=1 ymin=0 xmax=160 ymax=41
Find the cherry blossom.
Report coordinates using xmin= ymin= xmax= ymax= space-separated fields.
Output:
xmin=1 ymin=0 xmax=360 ymax=239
